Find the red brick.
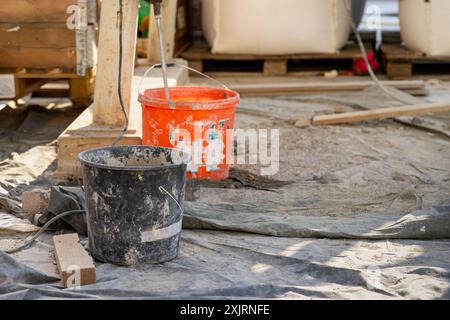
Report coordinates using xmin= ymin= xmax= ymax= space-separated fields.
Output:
xmin=21 ymin=188 xmax=50 ymax=214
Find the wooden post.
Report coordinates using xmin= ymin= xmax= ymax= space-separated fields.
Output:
xmin=69 ymin=68 xmax=95 ymax=107
xmin=56 ymin=0 xmax=189 ymax=180
xmin=147 ymin=0 xmax=178 ymax=63
xmin=92 ymin=0 xmax=139 ymax=127
xmin=56 ymin=0 xmax=142 ymax=179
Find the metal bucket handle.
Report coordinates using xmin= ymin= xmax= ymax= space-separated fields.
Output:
xmin=137 ymin=61 xmax=230 ymax=105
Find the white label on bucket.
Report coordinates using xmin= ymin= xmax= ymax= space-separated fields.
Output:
xmin=140 ymin=219 xmax=182 ymax=243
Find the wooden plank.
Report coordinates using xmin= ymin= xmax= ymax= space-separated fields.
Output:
xmin=382 ymin=44 xmax=450 ymax=61
xmin=182 ymin=43 xmax=371 ymax=76
xmin=0 ymin=47 xmax=76 ymax=68
xmin=312 ymin=102 xmax=450 ymax=126
xmin=0 ymin=23 xmax=75 ymax=48
xmin=230 ymin=80 xmax=427 ymax=96
xmin=56 ymin=134 xmax=142 ymax=179
xmin=53 ymin=233 xmax=96 ymax=288
xmin=92 ymin=0 xmax=138 ymax=126
xmin=14 ymin=78 xmax=49 ymax=99
xmin=182 ymin=43 xmax=365 ymax=61
xmin=56 ymin=98 xmax=142 ymax=178
xmin=0 ymin=2 xmax=96 ymax=72
xmin=15 ymin=68 xmax=79 ymax=79
xmin=0 ymin=0 xmax=77 ymax=23
xmin=263 ymin=60 xmax=287 ymax=76
xmin=382 ymin=44 xmax=450 ymax=79
xmin=386 ymin=61 xmax=412 ymax=79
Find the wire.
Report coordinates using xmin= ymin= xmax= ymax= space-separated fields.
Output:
xmin=4 ymin=210 xmax=86 ymax=254
xmin=173 ymin=61 xmax=230 ymax=90
xmin=111 ymin=0 xmax=129 ymax=146
xmin=344 ymin=2 xmax=414 ymax=105
xmin=159 ymin=186 xmax=183 ymax=213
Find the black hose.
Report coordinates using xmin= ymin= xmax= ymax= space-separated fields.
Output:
xmin=4 ymin=210 xmax=86 ymax=254
xmin=111 ymin=0 xmax=129 ymax=146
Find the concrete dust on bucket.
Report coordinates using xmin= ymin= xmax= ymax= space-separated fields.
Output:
xmin=78 ymin=146 xmax=187 ymax=266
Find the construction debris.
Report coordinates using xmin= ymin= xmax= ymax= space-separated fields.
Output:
xmin=53 ymin=233 xmax=96 ymax=288
xmin=21 ymin=188 xmax=50 ymax=217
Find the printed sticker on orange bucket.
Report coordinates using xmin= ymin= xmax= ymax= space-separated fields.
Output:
xmin=139 ymin=85 xmax=240 ymax=180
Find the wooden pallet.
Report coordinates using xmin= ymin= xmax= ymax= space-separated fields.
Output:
xmin=0 ymin=0 xmax=97 ymax=75
xmin=1 ymin=67 xmax=95 ymax=107
xmin=382 ymin=44 xmax=450 ymax=79
xmin=181 ymin=43 xmax=368 ymax=76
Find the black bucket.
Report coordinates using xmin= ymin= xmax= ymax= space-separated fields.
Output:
xmin=78 ymin=146 xmax=187 ymax=266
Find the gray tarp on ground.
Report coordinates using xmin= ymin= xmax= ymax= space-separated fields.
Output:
xmin=1 ymin=229 xmax=450 ymax=299
xmin=1 ymin=89 xmax=450 ymax=299
xmin=1 ymin=196 xmax=450 ymax=300
xmin=184 ymin=198 xmax=450 ymax=239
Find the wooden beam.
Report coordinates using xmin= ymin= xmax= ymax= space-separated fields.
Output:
xmin=230 ymin=80 xmax=427 ymax=96
xmin=92 ymin=0 xmax=139 ymax=127
xmin=0 ymin=23 xmax=75 ymax=48
xmin=312 ymin=102 xmax=450 ymax=126
xmin=53 ymin=233 xmax=96 ymax=288
xmin=386 ymin=61 xmax=412 ymax=79
xmin=14 ymin=78 xmax=49 ymax=99
xmin=0 ymin=47 xmax=76 ymax=69
xmin=263 ymin=60 xmax=287 ymax=76
xmin=15 ymin=68 xmax=79 ymax=79
xmin=182 ymin=43 xmax=366 ymax=61
xmin=0 ymin=0 xmax=77 ymax=23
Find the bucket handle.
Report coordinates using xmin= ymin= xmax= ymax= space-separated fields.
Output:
xmin=137 ymin=61 xmax=230 ymax=101
xmin=159 ymin=186 xmax=183 ymax=213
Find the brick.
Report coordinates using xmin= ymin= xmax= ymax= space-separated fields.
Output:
xmin=21 ymin=188 xmax=50 ymax=214
xmin=53 ymin=233 xmax=96 ymax=288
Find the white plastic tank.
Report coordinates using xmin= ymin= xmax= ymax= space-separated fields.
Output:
xmin=202 ymin=0 xmax=353 ymax=55
xmin=399 ymin=0 xmax=450 ymax=56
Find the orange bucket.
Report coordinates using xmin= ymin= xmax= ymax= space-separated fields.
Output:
xmin=139 ymin=85 xmax=240 ymax=180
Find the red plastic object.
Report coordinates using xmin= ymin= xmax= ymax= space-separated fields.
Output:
xmin=139 ymin=86 xmax=240 ymax=180
xmin=353 ymin=52 xmax=380 ymax=75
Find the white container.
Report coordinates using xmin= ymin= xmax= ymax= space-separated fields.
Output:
xmin=202 ymin=0 xmax=352 ymax=55
xmin=399 ymin=0 xmax=450 ymax=57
